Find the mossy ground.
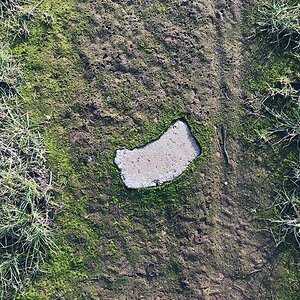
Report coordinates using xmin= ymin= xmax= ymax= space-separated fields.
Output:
xmin=2 ymin=1 xmax=214 ymax=298
xmin=0 ymin=0 xmax=299 ymax=299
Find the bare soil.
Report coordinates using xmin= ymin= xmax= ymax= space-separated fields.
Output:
xmin=52 ymin=0 xmax=279 ymax=299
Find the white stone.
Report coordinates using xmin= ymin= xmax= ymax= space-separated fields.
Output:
xmin=115 ymin=120 xmax=201 ymax=189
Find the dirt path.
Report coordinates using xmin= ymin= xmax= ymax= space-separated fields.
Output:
xmin=46 ymin=0 xmax=277 ymax=299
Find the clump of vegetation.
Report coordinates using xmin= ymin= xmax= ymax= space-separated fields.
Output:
xmin=0 ymin=14 xmax=57 ymax=300
xmin=271 ymin=188 xmax=300 ymax=246
xmin=271 ymin=162 xmax=300 ymax=246
xmin=256 ymin=0 xmax=300 ymax=51
xmin=259 ymin=80 xmax=300 ymax=146
xmin=1 ymin=0 xmax=50 ymax=40
xmin=0 ymin=0 xmax=28 ymax=18
xmin=0 ymin=94 xmax=56 ymax=298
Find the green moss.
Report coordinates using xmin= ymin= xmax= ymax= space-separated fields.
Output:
xmin=44 ymin=128 xmax=73 ymax=181
xmin=154 ymin=2 xmax=168 ymax=14
xmin=273 ymin=247 xmax=300 ymax=300
xmin=246 ymin=47 xmax=299 ymax=93
xmin=93 ymin=116 xmax=213 ymax=217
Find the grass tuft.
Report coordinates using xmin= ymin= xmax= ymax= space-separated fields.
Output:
xmin=0 ymin=0 xmax=28 ymax=18
xmin=259 ymin=79 xmax=300 ymax=147
xmin=1 ymin=0 xmax=48 ymax=41
xmin=0 ymin=93 xmax=57 ymax=298
xmin=271 ymin=189 xmax=300 ymax=246
xmin=256 ymin=1 xmax=300 ymax=51
xmin=0 ymin=46 xmax=23 ymax=95
xmin=256 ymin=77 xmax=300 ymax=247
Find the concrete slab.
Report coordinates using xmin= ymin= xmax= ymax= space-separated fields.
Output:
xmin=115 ymin=120 xmax=201 ymax=189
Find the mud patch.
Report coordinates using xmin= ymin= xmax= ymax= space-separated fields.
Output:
xmin=115 ymin=120 xmax=200 ymax=189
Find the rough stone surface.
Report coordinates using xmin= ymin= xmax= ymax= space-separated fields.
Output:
xmin=115 ymin=121 xmax=201 ymax=189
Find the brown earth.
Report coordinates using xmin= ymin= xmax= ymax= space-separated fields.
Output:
xmin=42 ymin=0 xmax=280 ymax=299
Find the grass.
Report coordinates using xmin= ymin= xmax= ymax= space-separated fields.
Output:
xmin=0 ymin=1 xmax=28 ymax=18
xmin=254 ymin=0 xmax=300 ymax=251
xmin=259 ymin=80 xmax=300 ymax=146
xmin=0 ymin=92 xmax=56 ymax=298
xmin=0 ymin=0 xmax=50 ymax=41
xmin=0 ymin=45 xmax=23 ymax=94
xmin=0 ymin=6 xmax=57 ymax=299
xmin=271 ymin=188 xmax=300 ymax=246
xmin=256 ymin=79 xmax=300 ymax=246
xmin=251 ymin=3 xmax=300 ymax=297
xmin=256 ymin=0 xmax=300 ymax=52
